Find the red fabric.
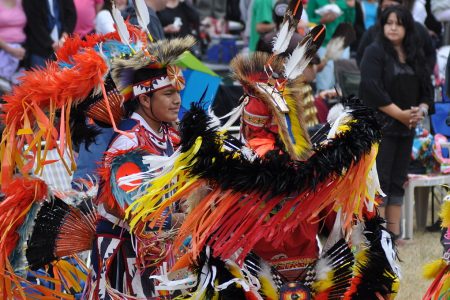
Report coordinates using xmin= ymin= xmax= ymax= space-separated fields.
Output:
xmin=253 ymin=220 xmax=320 ymax=261
xmin=314 ymin=96 xmax=330 ymax=124
xmin=242 ymin=96 xmax=278 ymax=140
xmin=248 ymin=138 xmax=276 ymax=157
xmin=253 ymin=206 xmax=336 ymax=263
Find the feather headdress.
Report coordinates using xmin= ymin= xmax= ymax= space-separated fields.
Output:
xmin=226 ymin=24 xmax=325 ymax=161
xmin=231 ymin=52 xmax=312 ymax=160
xmin=112 ymin=36 xmax=196 ymax=100
xmin=283 ymin=24 xmax=326 ymax=80
xmin=272 ymin=0 xmax=304 ymax=55
xmin=132 ymin=0 xmax=153 ymax=42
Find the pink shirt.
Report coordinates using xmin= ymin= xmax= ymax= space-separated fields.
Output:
xmin=0 ymin=0 xmax=27 ymax=43
xmin=73 ymin=0 xmax=104 ymax=37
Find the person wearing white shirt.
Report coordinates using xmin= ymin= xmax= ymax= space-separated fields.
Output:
xmin=95 ymin=0 xmax=127 ymax=34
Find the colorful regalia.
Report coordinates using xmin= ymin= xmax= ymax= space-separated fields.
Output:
xmin=422 ymin=195 xmax=450 ymax=299
xmin=117 ymin=1 xmax=402 ymax=299
xmin=83 ymin=36 xmax=195 ymax=299
xmin=0 ymin=0 xmax=402 ymax=299
xmin=0 ymin=27 xmax=137 ymax=300
xmin=0 ymin=3 xmax=187 ymax=298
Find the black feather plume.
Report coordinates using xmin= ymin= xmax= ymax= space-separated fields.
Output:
xmin=179 ymin=97 xmax=381 ymax=197
xmin=347 ymin=216 xmax=399 ymax=299
xmin=26 ymin=198 xmax=70 ymax=270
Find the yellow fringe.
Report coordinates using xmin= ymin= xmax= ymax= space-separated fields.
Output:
xmin=439 ymin=200 xmax=450 ymax=228
xmin=423 ymin=259 xmax=447 ymax=279
xmin=281 ymin=90 xmax=311 ymax=159
xmin=126 ymin=136 xmax=203 ymax=230
xmin=389 ymin=274 xmax=400 ymax=299
xmin=53 ymin=259 xmax=87 ymax=293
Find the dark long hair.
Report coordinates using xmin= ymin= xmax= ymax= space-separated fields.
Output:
xmin=102 ymin=0 xmax=113 ymax=12
xmin=376 ymin=0 xmax=402 ymax=19
xmin=378 ymin=6 xmax=429 ymax=77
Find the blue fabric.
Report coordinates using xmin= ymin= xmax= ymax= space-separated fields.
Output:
xmin=46 ymin=0 xmax=62 ymax=34
xmin=108 ymin=118 xmax=139 ymax=147
xmin=72 ymin=126 xmax=114 ymax=187
xmin=431 ymin=102 xmax=450 ymax=137
xmin=29 ymin=54 xmax=47 ymax=68
xmin=179 ymin=70 xmax=221 ymax=119
xmin=362 ymin=1 xmax=378 ymax=29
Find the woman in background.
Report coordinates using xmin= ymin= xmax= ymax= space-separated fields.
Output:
xmin=359 ymin=5 xmax=434 ymax=242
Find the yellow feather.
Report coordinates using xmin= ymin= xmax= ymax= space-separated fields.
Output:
xmin=439 ymin=200 xmax=450 ymax=228
xmin=226 ymin=261 xmax=244 ymax=279
xmin=337 ymin=124 xmax=351 ymax=132
xmin=258 ymin=274 xmax=278 ymax=300
xmin=353 ymin=249 xmax=369 ymax=276
xmin=423 ymin=259 xmax=447 ymax=279
xmin=390 ymin=275 xmax=400 ymax=298
xmin=126 ymin=136 xmax=203 ymax=230
xmin=281 ymin=89 xmax=311 ymax=159
xmin=312 ymin=270 xmax=334 ymax=292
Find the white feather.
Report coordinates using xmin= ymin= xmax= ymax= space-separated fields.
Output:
xmin=207 ymin=107 xmax=222 ymax=130
xmin=283 ymin=41 xmax=309 ymax=79
xmin=322 ymin=209 xmax=344 ymax=253
xmin=315 ymin=257 xmax=332 ymax=281
xmin=366 ymin=161 xmax=385 ymax=213
xmin=326 ymin=103 xmax=344 ymax=124
xmin=218 ymin=100 xmax=245 ymax=131
xmin=111 ymin=4 xmax=130 ymax=45
xmin=133 ymin=0 xmax=150 ymax=32
xmin=258 ymin=260 xmax=277 ymax=288
xmin=272 ymin=22 xmax=294 ymax=55
xmin=381 ymin=230 xmax=402 ymax=278
xmin=350 ymin=221 xmax=367 ymax=250
xmin=327 ymin=106 xmax=350 ymax=139
xmin=324 ymin=37 xmax=345 ymax=61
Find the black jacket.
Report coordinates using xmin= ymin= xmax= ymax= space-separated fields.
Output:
xmin=359 ymin=41 xmax=434 ymax=136
xmin=23 ymin=0 xmax=76 ymax=58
